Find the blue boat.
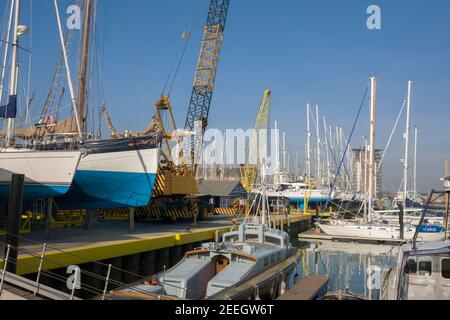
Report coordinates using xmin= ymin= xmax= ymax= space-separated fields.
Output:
xmin=47 ymin=136 xmax=161 ymax=210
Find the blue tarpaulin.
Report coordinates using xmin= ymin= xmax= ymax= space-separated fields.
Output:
xmin=0 ymin=95 xmax=17 ymax=119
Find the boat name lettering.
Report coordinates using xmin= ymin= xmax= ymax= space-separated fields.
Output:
xmin=128 ymin=139 xmax=156 ymax=148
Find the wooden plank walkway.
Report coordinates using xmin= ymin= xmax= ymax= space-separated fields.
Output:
xmin=1 ymin=284 xmax=43 ymax=300
xmin=279 ymin=275 xmax=329 ymax=300
xmin=0 ymin=271 xmax=81 ymax=300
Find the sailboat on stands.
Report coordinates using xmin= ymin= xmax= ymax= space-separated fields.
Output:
xmin=16 ymin=0 xmax=160 ymax=210
xmin=316 ymin=77 xmax=445 ymax=241
xmin=0 ymin=0 xmax=81 ymax=205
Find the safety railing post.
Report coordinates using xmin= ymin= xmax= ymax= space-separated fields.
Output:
xmin=102 ymin=264 xmax=112 ymax=300
xmin=0 ymin=245 xmax=11 ymax=296
xmin=34 ymin=243 xmax=47 ymax=296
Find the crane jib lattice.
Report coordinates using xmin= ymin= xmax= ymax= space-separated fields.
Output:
xmin=184 ymin=0 xmax=230 ymax=168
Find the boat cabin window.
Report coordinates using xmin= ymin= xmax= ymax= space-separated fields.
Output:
xmin=245 ymin=234 xmax=259 ymax=242
xmin=224 ymin=234 xmax=238 ymax=243
xmin=265 ymin=236 xmax=282 ymax=247
xmin=405 ymin=258 xmax=417 ymax=275
xmin=442 ymin=258 xmax=450 ymax=279
xmin=405 ymin=257 xmax=432 ymax=276
xmin=276 ymin=185 xmax=289 ymax=192
xmin=418 ymin=258 xmax=432 ymax=276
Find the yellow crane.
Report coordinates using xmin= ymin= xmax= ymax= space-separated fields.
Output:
xmin=241 ymin=89 xmax=272 ymax=192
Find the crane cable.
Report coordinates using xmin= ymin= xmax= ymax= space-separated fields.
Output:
xmin=161 ymin=0 xmax=201 ymax=98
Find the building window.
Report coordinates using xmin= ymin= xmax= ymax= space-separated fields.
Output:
xmin=442 ymin=259 xmax=450 ymax=279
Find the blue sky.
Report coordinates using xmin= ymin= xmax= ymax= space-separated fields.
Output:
xmin=2 ymin=0 xmax=450 ymax=192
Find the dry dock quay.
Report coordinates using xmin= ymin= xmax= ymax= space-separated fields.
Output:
xmin=0 ymin=214 xmax=311 ymax=299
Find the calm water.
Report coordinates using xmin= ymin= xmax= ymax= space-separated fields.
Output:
xmin=295 ymin=240 xmax=400 ymax=300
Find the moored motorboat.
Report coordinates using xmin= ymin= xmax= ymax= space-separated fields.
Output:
xmin=107 ymin=162 xmax=302 ymax=300
xmin=317 ymin=220 xmax=445 ymax=241
xmin=381 ymin=241 xmax=450 ymax=300
xmin=107 ymin=221 xmax=301 ymax=300
xmin=266 ymin=182 xmax=332 ymax=209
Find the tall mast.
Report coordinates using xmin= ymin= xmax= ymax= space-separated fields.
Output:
xmin=4 ymin=0 xmax=20 ymax=147
xmin=316 ymin=105 xmax=321 ymax=186
xmin=413 ymin=126 xmax=418 ymax=199
xmin=329 ymin=124 xmax=333 ymax=183
xmin=336 ymin=126 xmax=341 ymax=188
xmin=336 ymin=127 xmax=340 ymax=163
xmin=368 ymin=76 xmax=377 ymax=221
xmin=54 ymin=0 xmax=82 ymax=139
xmin=340 ymin=128 xmax=346 ymax=189
xmin=323 ymin=117 xmax=331 ymax=187
xmin=274 ymin=120 xmax=280 ymax=184
xmin=306 ymin=103 xmax=311 ymax=183
xmin=77 ymin=0 xmax=93 ymax=133
xmin=220 ymin=133 xmax=225 ymax=180
xmin=283 ymin=131 xmax=287 ymax=175
xmin=364 ymin=137 xmax=368 ymax=222
xmin=0 ymin=0 xmax=15 ymax=105
xmin=337 ymin=127 xmax=347 ymax=191
xmin=403 ymin=80 xmax=412 ymax=209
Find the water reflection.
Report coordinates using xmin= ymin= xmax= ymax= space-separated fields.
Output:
xmin=296 ymin=240 xmax=400 ymax=300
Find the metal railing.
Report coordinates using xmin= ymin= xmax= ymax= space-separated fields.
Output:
xmin=0 ymin=232 xmax=167 ymax=300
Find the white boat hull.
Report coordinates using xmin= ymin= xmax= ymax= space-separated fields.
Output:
xmin=0 ymin=150 xmax=81 ymax=202
xmin=317 ymin=223 xmax=444 ymax=241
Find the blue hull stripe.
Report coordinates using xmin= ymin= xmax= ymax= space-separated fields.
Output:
xmin=55 ymin=170 xmax=157 ymax=210
xmin=0 ymin=184 xmax=70 ymax=204
xmin=288 ymin=197 xmax=329 ymax=204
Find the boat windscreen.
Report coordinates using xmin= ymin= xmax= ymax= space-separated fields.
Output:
xmin=265 ymin=236 xmax=282 ymax=246
xmin=245 ymin=234 xmax=259 ymax=242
